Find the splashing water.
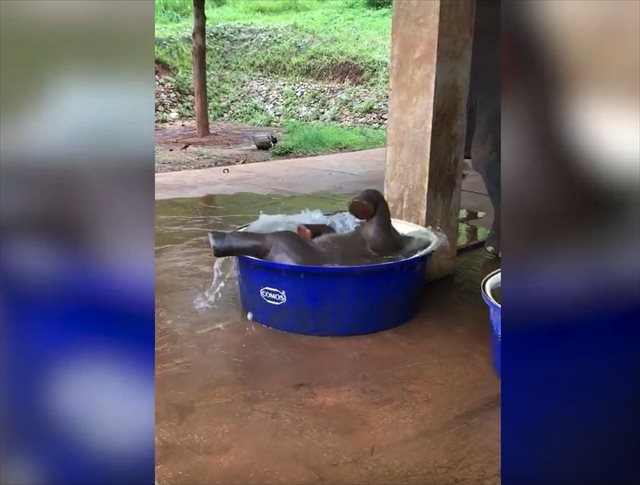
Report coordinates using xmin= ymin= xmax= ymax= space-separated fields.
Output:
xmin=246 ymin=210 xmax=361 ymax=234
xmin=193 ymin=256 xmax=234 ymax=309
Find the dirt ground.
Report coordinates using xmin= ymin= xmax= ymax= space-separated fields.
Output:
xmin=155 ymin=121 xmax=285 ymax=173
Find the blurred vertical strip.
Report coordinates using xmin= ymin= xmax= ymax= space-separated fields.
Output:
xmin=502 ymin=1 xmax=640 ymax=484
xmin=0 ymin=1 xmax=155 ymax=484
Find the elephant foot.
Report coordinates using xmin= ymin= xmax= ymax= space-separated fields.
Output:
xmin=484 ymin=231 xmax=501 ymax=258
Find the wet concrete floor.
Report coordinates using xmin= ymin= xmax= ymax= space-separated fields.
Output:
xmin=156 ymin=193 xmax=500 ymax=485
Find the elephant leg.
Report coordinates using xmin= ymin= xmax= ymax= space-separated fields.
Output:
xmin=464 ymin=93 xmax=477 ymax=160
xmin=471 ymin=94 xmax=501 ymax=257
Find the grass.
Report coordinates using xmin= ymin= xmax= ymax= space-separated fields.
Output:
xmin=155 ymin=0 xmax=192 ymax=23
xmin=232 ymin=0 xmax=317 ymax=15
xmin=155 ymin=0 xmax=391 ymax=87
xmin=156 ymin=0 xmax=391 ymax=40
xmin=155 ymin=0 xmax=390 ymax=155
xmin=272 ymin=122 xmax=386 ymax=157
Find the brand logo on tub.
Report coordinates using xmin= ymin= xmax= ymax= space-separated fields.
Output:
xmin=260 ymin=287 xmax=287 ymax=305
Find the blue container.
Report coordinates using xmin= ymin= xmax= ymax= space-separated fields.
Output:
xmin=234 ymin=219 xmax=433 ymax=336
xmin=481 ymin=269 xmax=501 ymax=376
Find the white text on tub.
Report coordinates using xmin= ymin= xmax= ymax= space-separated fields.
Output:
xmin=260 ymin=287 xmax=287 ymax=305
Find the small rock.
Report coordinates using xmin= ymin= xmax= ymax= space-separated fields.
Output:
xmin=169 ymin=112 xmax=180 ymax=120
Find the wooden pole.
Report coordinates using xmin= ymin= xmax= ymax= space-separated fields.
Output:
xmin=384 ymin=0 xmax=475 ymax=280
xmin=192 ymin=0 xmax=209 ymax=137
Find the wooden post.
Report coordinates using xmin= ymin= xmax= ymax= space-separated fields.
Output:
xmin=384 ymin=0 xmax=475 ymax=279
xmin=192 ymin=0 xmax=209 ymax=137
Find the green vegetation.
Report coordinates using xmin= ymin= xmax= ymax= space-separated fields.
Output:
xmin=155 ymin=0 xmax=192 ymax=22
xmin=156 ymin=0 xmax=391 ymax=154
xmin=156 ymin=0 xmax=391 ymax=59
xmin=155 ymin=0 xmax=391 ymax=87
xmin=271 ymin=122 xmax=386 ymax=157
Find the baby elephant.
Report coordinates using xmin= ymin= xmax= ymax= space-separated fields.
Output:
xmin=209 ymin=189 xmax=407 ymax=266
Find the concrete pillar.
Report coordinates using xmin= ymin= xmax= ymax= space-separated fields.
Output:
xmin=385 ymin=0 xmax=475 ymax=279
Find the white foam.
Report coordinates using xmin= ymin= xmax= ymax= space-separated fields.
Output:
xmin=245 ymin=210 xmax=360 ymax=234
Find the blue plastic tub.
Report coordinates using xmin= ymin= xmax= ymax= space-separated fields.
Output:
xmin=481 ymin=269 xmax=501 ymax=376
xmin=234 ymin=219 xmax=433 ymax=336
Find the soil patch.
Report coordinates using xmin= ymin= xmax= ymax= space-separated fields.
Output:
xmin=155 ymin=60 xmax=173 ymax=77
xmin=328 ymin=61 xmax=365 ymax=85
xmin=155 ymin=121 xmax=284 ymax=173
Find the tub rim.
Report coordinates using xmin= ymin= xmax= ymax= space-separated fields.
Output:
xmin=481 ymin=268 xmax=501 ymax=308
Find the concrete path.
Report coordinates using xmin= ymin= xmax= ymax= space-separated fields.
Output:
xmin=155 ymin=148 xmax=387 ymax=199
xmin=155 ymin=147 xmax=493 ymax=226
